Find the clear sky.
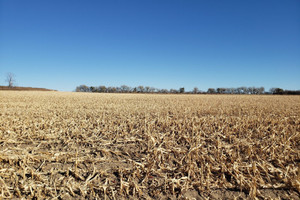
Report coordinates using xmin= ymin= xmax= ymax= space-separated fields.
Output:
xmin=0 ymin=0 xmax=299 ymax=91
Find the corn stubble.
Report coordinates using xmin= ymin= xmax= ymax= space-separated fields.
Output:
xmin=0 ymin=91 xmax=299 ymax=199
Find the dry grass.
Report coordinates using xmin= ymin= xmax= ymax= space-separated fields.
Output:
xmin=0 ymin=91 xmax=299 ymax=199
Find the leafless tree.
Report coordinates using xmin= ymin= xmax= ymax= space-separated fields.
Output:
xmin=137 ymin=86 xmax=144 ymax=93
xmin=193 ymin=87 xmax=199 ymax=94
xmin=98 ymin=85 xmax=107 ymax=93
xmin=149 ymin=87 xmax=156 ymax=93
xmin=145 ymin=86 xmax=150 ymax=93
xmin=207 ymin=88 xmax=216 ymax=94
xmin=120 ymin=85 xmax=130 ymax=93
xmin=258 ymin=87 xmax=265 ymax=94
xmin=6 ymin=73 xmax=16 ymax=87
xmin=179 ymin=87 xmax=185 ymax=93
xmin=75 ymin=85 xmax=89 ymax=92
xmin=170 ymin=89 xmax=178 ymax=94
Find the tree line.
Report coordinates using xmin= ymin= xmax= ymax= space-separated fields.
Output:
xmin=75 ymin=85 xmax=300 ymax=95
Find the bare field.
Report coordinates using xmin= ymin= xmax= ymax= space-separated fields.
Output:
xmin=0 ymin=91 xmax=299 ymax=199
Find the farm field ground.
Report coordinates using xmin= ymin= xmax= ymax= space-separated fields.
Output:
xmin=0 ymin=91 xmax=299 ymax=199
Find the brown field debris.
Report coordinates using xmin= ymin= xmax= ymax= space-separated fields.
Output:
xmin=0 ymin=91 xmax=299 ymax=199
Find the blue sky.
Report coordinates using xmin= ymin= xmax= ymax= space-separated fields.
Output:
xmin=0 ymin=0 xmax=299 ymax=91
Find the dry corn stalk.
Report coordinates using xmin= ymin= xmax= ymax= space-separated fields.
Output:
xmin=0 ymin=91 xmax=299 ymax=199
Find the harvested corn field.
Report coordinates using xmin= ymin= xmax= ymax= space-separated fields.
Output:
xmin=0 ymin=91 xmax=299 ymax=199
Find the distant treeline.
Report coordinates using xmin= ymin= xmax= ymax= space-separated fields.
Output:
xmin=0 ymin=86 xmax=56 ymax=91
xmin=75 ymin=85 xmax=300 ymax=95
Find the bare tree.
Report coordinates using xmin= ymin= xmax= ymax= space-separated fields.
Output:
xmin=179 ymin=87 xmax=185 ymax=93
xmin=258 ymin=87 xmax=265 ymax=94
xmin=170 ymin=89 xmax=178 ymax=94
xmin=217 ymin=88 xmax=226 ymax=94
xmin=149 ymin=87 xmax=156 ymax=93
xmin=98 ymin=85 xmax=107 ymax=93
xmin=207 ymin=88 xmax=216 ymax=94
xmin=137 ymin=86 xmax=144 ymax=93
xmin=241 ymin=87 xmax=248 ymax=94
xmin=193 ymin=87 xmax=199 ymax=94
xmin=75 ymin=85 xmax=89 ymax=92
xmin=158 ymin=89 xmax=169 ymax=93
xmin=145 ymin=86 xmax=150 ymax=93
xmin=6 ymin=73 xmax=16 ymax=87
xmin=120 ymin=85 xmax=130 ymax=93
